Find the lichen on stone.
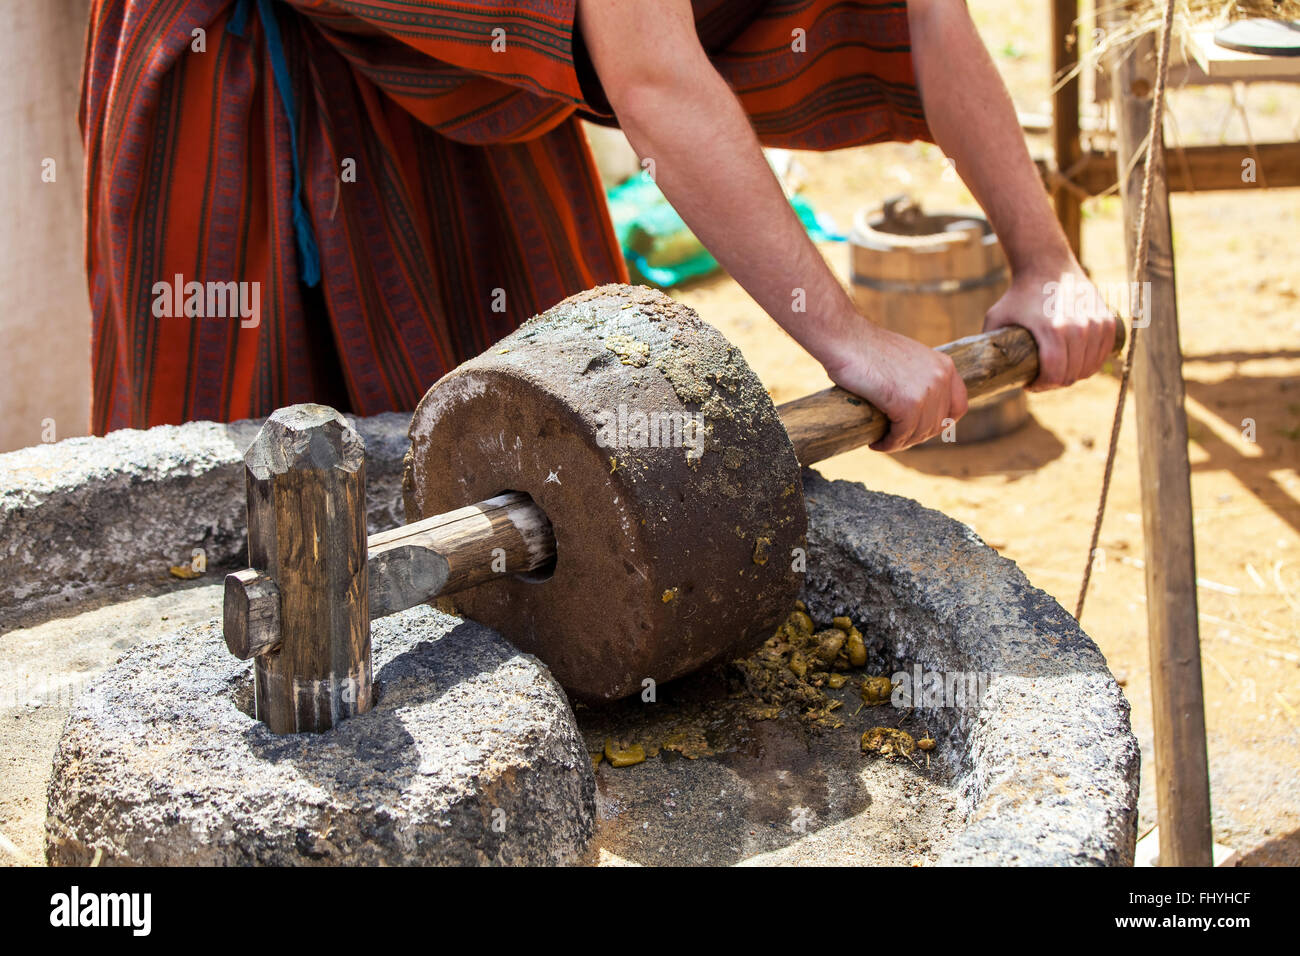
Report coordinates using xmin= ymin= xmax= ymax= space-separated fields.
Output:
xmin=604 ymin=333 xmax=651 ymax=367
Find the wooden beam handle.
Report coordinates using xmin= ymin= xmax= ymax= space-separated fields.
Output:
xmin=777 ymin=322 xmax=1126 ymax=465
xmin=367 ymin=491 xmax=554 ymax=618
xmin=224 ymin=323 xmax=1126 ymax=662
xmin=227 ymin=492 xmax=555 ymax=658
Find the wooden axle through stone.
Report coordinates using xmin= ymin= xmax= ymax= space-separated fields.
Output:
xmin=226 ymin=286 xmax=1124 ymax=732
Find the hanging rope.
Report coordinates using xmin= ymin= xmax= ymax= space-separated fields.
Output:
xmin=1075 ymin=0 xmax=1179 ymax=621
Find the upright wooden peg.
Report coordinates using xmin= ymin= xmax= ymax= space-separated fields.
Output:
xmin=240 ymin=404 xmax=372 ymax=733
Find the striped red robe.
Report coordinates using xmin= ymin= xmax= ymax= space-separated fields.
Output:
xmin=81 ymin=0 xmax=932 ymax=432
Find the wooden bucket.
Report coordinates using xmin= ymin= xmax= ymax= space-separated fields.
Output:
xmin=849 ymin=196 xmax=1028 ymax=443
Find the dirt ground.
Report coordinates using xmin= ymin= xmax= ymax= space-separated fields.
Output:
xmin=669 ymin=3 xmax=1300 ymax=863
xmin=0 ymin=583 xmax=227 ymax=865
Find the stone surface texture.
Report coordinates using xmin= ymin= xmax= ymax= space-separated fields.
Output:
xmin=0 ymin=413 xmax=410 ymax=623
xmin=45 ymin=607 xmax=596 ymax=865
xmin=800 ymin=471 xmax=1140 ymax=866
xmin=21 ymin=412 xmax=1138 ymax=866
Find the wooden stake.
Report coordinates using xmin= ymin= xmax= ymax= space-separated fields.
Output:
xmin=1051 ymin=0 xmax=1083 ymax=257
xmin=243 ymin=405 xmax=372 ymax=734
xmin=1109 ymin=25 xmax=1212 ymax=867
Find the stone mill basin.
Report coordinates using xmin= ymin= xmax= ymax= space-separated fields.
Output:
xmin=1 ymin=414 xmax=1139 ymax=866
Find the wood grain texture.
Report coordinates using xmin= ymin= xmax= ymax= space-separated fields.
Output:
xmin=1109 ymin=23 xmax=1212 ymax=867
xmin=1066 ymin=141 xmax=1300 ymax=195
xmin=778 ymin=323 xmax=1125 ymax=466
xmin=245 ymin=405 xmax=372 ymax=734
xmin=223 ymin=567 xmax=280 ymax=659
xmin=368 ymin=491 xmax=554 ymax=618
xmin=225 ymin=323 xmax=1124 ymax=684
xmin=227 ymin=491 xmax=556 ymax=651
xmin=1051 ymin=0 xmax=1083 ymax=256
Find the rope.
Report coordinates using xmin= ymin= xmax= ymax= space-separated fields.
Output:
xmin=1075 ymin=0 xmax=1178 ymax=621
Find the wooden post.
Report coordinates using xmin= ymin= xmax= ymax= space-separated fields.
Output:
xmin=1109 ymin=25 xmax=1213 ymax=866
xmin=1051 ymin=0 xmax=1083 ymax=257
xmin=243 ymin=404 xmax=372 ymax=734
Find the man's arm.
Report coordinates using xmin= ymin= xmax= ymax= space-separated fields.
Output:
xmin=578 ymin=0 xmax=966 ymax=452
xmin=907 ymin=0 xmax=1116 ymax=389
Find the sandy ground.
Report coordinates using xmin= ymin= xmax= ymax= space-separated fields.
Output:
xmin=667 ymin=3 xmax=1300 ymax=863
xmin=0 ymin=584 xmax=226 ymax=865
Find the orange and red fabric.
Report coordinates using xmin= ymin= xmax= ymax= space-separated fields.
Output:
xmin=82 ymin=0 xmax=932 ymax=432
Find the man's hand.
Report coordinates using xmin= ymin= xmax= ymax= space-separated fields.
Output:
xmin=983 ymin=261 xmax=1118 ymax=391
xmin=824 ymin=323 xmax=968 ymax=452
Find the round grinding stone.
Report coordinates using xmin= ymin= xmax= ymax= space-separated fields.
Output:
xmin=404 ymin=284 xmax=806 ymax=702
xmin=45 ymin=607 xmax=596 ymax=866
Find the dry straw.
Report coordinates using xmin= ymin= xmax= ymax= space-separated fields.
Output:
xmin=1083 ymin=1 xmax=1300 ymax=71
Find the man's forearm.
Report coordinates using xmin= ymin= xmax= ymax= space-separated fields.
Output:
xmin=611 ymin=62 xmax=864 ymax=368
xmin=906 ymin=0 xmax=1115 ymax=388
xmin=907 ymin=0 xmax=1072 ymax=275
xmin=578 ymin=0 xmax=967 ymax=450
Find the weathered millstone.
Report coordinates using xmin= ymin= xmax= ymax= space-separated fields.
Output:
xmin=0 ymin=412 xmax=410 ymax=625
xmin=21 ymin=412 xmax=1138 ymax=867
xmin=405 ymin=284 xmax=805 ymax=702
xmin=574 ymin=472 xmax=1140 ymax=867
xmin=45 ymin=606 xmax=595 ymax=866
xmin=799 ymin=471 xmax=1141 ymax=866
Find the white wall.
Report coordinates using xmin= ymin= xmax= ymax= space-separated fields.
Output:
xmin=0 ymin=0 xmax=92 ymax=452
